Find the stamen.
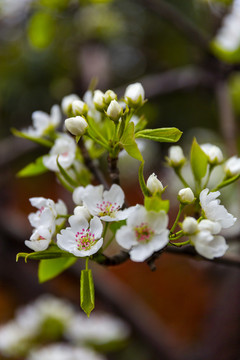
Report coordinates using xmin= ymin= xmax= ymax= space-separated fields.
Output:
xmin=134 ymin=222 xmax=154 ymax=243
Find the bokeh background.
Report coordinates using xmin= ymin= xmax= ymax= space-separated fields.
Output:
xmin=1 ymin=0 xmax=240 ymax=359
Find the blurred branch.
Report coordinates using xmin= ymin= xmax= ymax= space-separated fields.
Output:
xmin=107 ymin=154 xmax=120 ymax=185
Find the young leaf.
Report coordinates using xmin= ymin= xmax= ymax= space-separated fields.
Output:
xmin=38 ymin=257 xmax=77 ymax=283
xmin=144 ymin=196 xmax=170 ymax=213
xmin=190 ymin=138 xmax=208 ymax=182
xmin=17 ymin=156 xmax=48 ymax=177
xmin=11 ymin=128 xmax=53 ymax=147
xmin=120 ymin=122 xmax=143 ymax=161
xmin=138 ymin=161 xmax=150 ymax=197
xmin=135 ymin=127 xmax=182 ymax=143
xmin=80 ymin=269 xmax=95 ymax=317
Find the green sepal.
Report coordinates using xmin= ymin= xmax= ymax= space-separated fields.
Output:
xmin=190 ymin=138 xmax=208 ymax=182
xmin=56 ymin=157 xmax=79 ymax=188
xmin=38 ymin=257 xmax=77 ymax=283
xmin=135 ymin=127 xmax=182 ymax=143
xmin=16 ymin=245 xmax=75 ymax=263
xmin=11 ymin=128 xmax=53 ymax=147
xmin=17 ymin=156 xmax=48 ymax=177
xmin=80 ymin=269 xmax=95 ymax=317
xmin=144 ymin=195 xmax=169 ymax=213
xmin=120 ymin=122 xmax=143 ymax=161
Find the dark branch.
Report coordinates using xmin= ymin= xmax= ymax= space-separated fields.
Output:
xmin=107 ymin=154 xmax=120 ymax=185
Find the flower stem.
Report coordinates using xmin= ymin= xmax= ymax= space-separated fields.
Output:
xmin=170 ymin=204 xmax=185 ymax=234
xmin=85 ymin=257 xmax=89 ymax=270
xmin=203 ymin=164 xmax=214 ymax=189
xmin=102 ymin=222 xmax=109 ymax=240
xmin=102 ymin=233 xmax=115 ymax=251
xmin=174 ymin=168 xmax=190 ymax=188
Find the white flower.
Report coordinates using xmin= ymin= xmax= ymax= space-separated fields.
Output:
xmin=83 ymin=90 xmax=101 ymax=122
xmin=168 ymin=145 xmax=186 ymax=167
xmin=0 ymin=321 xmax=33 ymax=357
xmin=73 ymin=205 xmax=91 ymax=221
xmin=27 ymin=344 xmax=105 ymax=360
xmin=116 ymin=205 xmax=169 ymax=262
xmin=23 ymin=105 xmax=61 ymax=137
xmin=200 ymin=143 xmax=223 ymax=165
xmin=182 ymin=217 xmax=198 ymax=234
xmin=43 ymin=134 xmax=76 ymax=172
xmin=146 ymin=173 xmax=163 ymax=194
xmin=224 ymin=155 xmax=240 ymax=177
xmin=72 ymin=99 xmax=88 ymax=116
xmin=65 ymin=116 xmax=88 ymax=136
xmin=178 ymin=187 xmax=195 ymax=204
xmin=61 ymin=94 xmax=80 ymax=115
xmin=124 ymin=82 xmax=145 ymax=108
xmin=106 ymin=100 xmax=122 ymax=121
xmin=93 ymin=90 xmax=105 ymax=111
xmin=104 ymin=89 xmax=117 ymax=104
xmin=66 ymin=313 xmax=129 ymax=345
xmin=25 ymin=226 xmax=52 ymax=251
xmin=199 ymin=188 xmax=236 ymax=229
xmin=57 ymin=216 xmax=103 ymax=256
xmin=73 ymin=184 xmax=131 ymax=222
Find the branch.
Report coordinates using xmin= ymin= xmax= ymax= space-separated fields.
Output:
xmin=107 ymin=154 xmax=120 ymax=185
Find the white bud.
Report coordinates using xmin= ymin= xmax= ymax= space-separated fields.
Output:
xmin=73 ymin=206 xmax=91 ymax=221
xmin=106 ymin=100 xmax=123 ymax=122
xmin=72 ymin=100 xmax=88 ymax=116
xmin=104 ymin=90 xmax=117 ymax=104
xmin=93 ymin=90 xmax=105 ymax=111
xmin=124 ymin=82 xmax=145 ymax=108
xmin=198 ymin=219 xmax=221 ymax=235
xmin=146 ymin=173 xmax=163 ymax=194
xmin=201 ymin=143 xmax=223 ymax=165
xmin=182 ymin=217 xmax=198 ymax=235
xmin=224 ymin=155 xmax=240 ymax=177
xmin=61 ymin=94 xmax=80 ymax=115
xmin=65 ymin=116 xmax=88 ymax=136
xmin=168 ymin=146 xmax=186 ymax=167
xmin=178 ymin=188 xmax=195 ymax=204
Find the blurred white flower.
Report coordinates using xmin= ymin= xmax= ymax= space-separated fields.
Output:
xmin=178 ymin=187 xmax=195 ymax=204
xmin=116 ymin=205 xmax=169 ymax=262
xmin=182 ymin=217 xmax=198 ymax=234
xmin=146 ymin=173 xmax=163 ymax=195
xmin=106 ymin=100 xmax=122 ymax=121
xmin=200 ymin=188 xmax=236 ymax=228
xmin=25 ymin=226 xmax=52 ymax=252
xmin=104 ymin=89 xmax=117 ymax=104
xmin=61 ymin=94 xmax=80 ymax=115
xmin=65 ymin=116 xmax=88 ymax=136
xmin=224 ymin=155 xmax=240 ymax=177
xmin=200 ymin=143 xmax=223 ymax=165
xmin=71 ymin=100 xmax=88 ymax=116
xmin=93 ymin=90 xmax=105 ymax=111
xmin=0 ymin=321 xmax=33 ymax=357
xmin=124 ymin=82 xmax=145 ymax=107
xmin=167 ymin=145 xmax=186 ymax=168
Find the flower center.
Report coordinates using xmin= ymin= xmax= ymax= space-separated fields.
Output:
xmin=96 ymin=201 xmax=120 ymax=217
xmin=134 ymin=222 xmax=154 ymax=243
xmin=75 ymin=228 xmax=96 ymax=251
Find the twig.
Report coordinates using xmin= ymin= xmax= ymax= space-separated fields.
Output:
xmin=107 ymin=154 xmax=120 ymax=185
xmin=78 ymin=138 xmax=109 ymax=189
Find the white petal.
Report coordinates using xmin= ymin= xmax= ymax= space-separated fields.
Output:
xmin=68 ymin=215 xmax=88 ymax=233
xmin=72 ymin=186 xmax=85 ymax=205
xmin=25 ymin=239 xmax=50 ymax=252
xmin=130 ymin=244 xmax=154 ymax=262
xmin=116 ymin=226 xmax=138 ymax=249
xmin=57 ymin=229 xmax=77 ymax=253
xmin=127 ymin=205 xmax=146 ymax=227
xmin=89 ymin=216 xmax=103 ymax=239
xmin=149 ymin=230 xmax=170 ymax=251
xmin=146 ymin=210 xmax=168 ymax=233
xmin=103 ymin=184 xmax=124 ymax=207
xmin=195 ymin=235 xmax=228 ymax=259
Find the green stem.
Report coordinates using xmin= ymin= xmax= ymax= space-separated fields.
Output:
xmin=85 ymin=257 xmax=89 ymax=270
xmin=170 ymin=204 xmax=185 ymax=233
xmin=170 ymin=239 xmax=190 ymax=246
xmin=102 ymin=222 xmax=109 ymax=240
xmin=203 ymin=164 xmax=214 ymax=189
xmin=174 ymin=168 xmax=190 ymax=188
xmin=102 ymin=233 xmax=115 ymax=251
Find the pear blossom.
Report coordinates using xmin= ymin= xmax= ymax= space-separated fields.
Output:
xmin=104 ymin=89 xmax=117 ymax=104
xmin=167 ymin=145 xmax=186 ymax=168
xmin=72 ymin=99 xmax=88 ymax=116
xmin=116 ymin=205 xmax=169 ymax=262
xmin=66 ymin=313 xmax=129 ymax=345
xmin=93 ymin=90 xmax=105 ymax=111
xmin=83 ymin=90 xmax=101 ymax=122
xmin=61 ymin=94 xmax=80 ymax=115
xmin=200 ymin=143 xmax=223 ymax=165
xmin=106 ymin=100 xmax=122 ymax=122
xmin=224 ymin=155 xmax=240 ymax=177
xmin=23 ymin=105 xmax=61 ymax=137
xmin=73 ymin=184 xmax=131 ymax=222
xmin=43 ymin=134 xmax=76 ymax=172
xmin=182 ymin=217 xmax=198 ymax=234
xmin=124 ymin=82 xmax=145 ymax=107
xmin=199 ymin=188 xmax=236 ymax=228
xmin=146 ymin=173 xmax=163 ymax=194
xmin=65 ymin=116 xmax=88 ymax=136
xmin=25 ymin=226 xmax=52 ymax=251
xmin=73 ymin=206 xmax=91 ymax=221
xmin=57 ymin=215 xmax=103 ymax=257
xmin=178 ymin=187 xmax=195 ymax=204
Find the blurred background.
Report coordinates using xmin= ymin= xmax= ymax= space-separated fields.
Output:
xmin=1 ymin=0 xmax=240 ymax=359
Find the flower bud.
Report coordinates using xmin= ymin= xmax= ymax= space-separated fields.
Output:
xmin=182 ymin=217 xmax=198 ymax=235
xmin=104 ymin=90 xmax=117 ymax=105
xmin=124 ymin=82 xmax=145 ymax=108
xmin=178 ymin=188 xmax=195 ymax=204
xmin=93 ymin=90 xmax=106 ymax=111
xmin=201 ymin=143 xmax=223 ymax=165
xmin=73 ymin=206 xmax=91 ymax=221
xmin=61 ymin=94 xmax=80 ymax=115
xmin=72 ymin=100 xmax=88 ymax=117
xmin=224 ymin=155 xmax=240 ymax=177
xmin=106 ymin=100 xmax=123 ymax=122
xmin=168 ymin=146 xmax=186 ymax=168
xmin=65 ymin=116 xmax=88 ymax=136
xmin=146 ymin=173 xmax=163 ymax=195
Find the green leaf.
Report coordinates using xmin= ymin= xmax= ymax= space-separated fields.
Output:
xmin=56 ymin=157 xmax=79 ymax=188
xmin=144 ymin=196 xmax=169 ymax=213
xmin=80 ymin=269 xmax=95 ymax=317
xmin=190 ymin=138 xmax=208 ymax=182
xmin=109 ymin=220 xmax=126 ymax=235
xmin=120 ymin=122 xmax=143 ymax=161
xmin=11 ymin=128 xmax=53 ymax=147
xmin=212 ymin=173 xmax=240 ymax=191
xmin=38 ymin=257 xmax=77 ymax=283
xmin=138 ymin=161 xmax=150 ymax=197
xmin=17 ymin=156 xmax=48 ymax=177
xmin=28 ymin=12 xmax=56 ymax=49
xmin=135 ymin=127 xmax=182 ymax=143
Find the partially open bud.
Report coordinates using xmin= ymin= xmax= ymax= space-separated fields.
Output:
xmin=201 ymin=143 xmax=223 ymax=165
xmin=106 ymin=100 xmax=123 ymax=122
xmin=146 ymin=173 xmax=163 ymax=195
xmin=93 ymin=90 xmax=106 ymax=111
xmin=124 ymin=82 xmax=145 ymax=108
xmin=178 ymin=188 xmax=195 ymax=204
xmin=72 ymin=100 xmax=88 ymax=117
xmin=167 ymin=146 xmax=186 ymax=168
xmin=65 ymin=116 xmax=88 ymax=136
xmin=182 ymin=217 xmax=198 ymax=235
xmin=224 ymin=155 xmax=240 ymax=177
xmin=104 ymin=90 xmax=117 ymax=105
xmin=61 ymin=94 xmax=80 ymax=115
